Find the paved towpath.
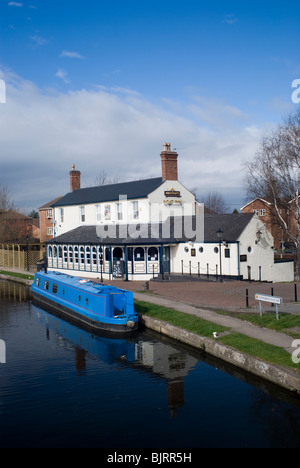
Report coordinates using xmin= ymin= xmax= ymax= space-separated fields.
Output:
xmin=133 ymin=291 xmax=296 ymax=355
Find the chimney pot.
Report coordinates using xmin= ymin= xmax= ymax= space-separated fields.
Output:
xmin=161 ymin=143 xmax=178 ymax=181
xmin=70 ymin=165 xmax=81 ymax=191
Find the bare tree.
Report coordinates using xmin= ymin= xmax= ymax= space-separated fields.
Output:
xmin=0 ymin=184 xmax=14 ymax=211
xmin=93 ymin=170 xmax=120 ymax=187
xmin=200 ymin=191 xmax=230 ymax=214
xmin=244 ymin=106 xmax=300 ymax=279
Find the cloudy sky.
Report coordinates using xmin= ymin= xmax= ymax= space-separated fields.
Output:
xmin=0 ymin=0 xmax=299 ymax=213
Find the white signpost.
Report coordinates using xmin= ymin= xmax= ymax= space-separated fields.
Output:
xmin=255 ymin=294 xmax=282 ymax=320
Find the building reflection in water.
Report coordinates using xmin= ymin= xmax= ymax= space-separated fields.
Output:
xmin=134 ymin=340 xmax=197 ymax=418
xmin=34 ymin=304 xmax=198 ymax=418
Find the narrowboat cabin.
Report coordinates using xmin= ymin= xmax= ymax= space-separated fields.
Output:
xmin=30 ymin=271 xmax=139 ymax=334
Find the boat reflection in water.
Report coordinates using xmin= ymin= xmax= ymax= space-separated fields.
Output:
xmin=34 ymin=306 xmax=198 ymax=418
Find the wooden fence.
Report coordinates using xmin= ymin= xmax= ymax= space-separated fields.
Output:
xmin=0 ymin=243 xmax=44 ymax=271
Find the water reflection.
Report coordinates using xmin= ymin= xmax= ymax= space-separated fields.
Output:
xmin=34 ymin=305 xmax=198 ymax=419
xmin=0 ymin=279 xmax=30 ymax=302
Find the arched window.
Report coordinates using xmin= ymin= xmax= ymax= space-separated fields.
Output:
xmin=86 ymin=246 xmax=91 ymax=264
xmin=68 ymin=246 xmax=73 ymax=263
xmin=80 ymin=246 xmax=85 ymax=264
xmin=48 ymin=246 xmax=53 ymax=258
xmin=92 ymin=247 xmax=97 ymax=265
xmin=74 ymin=246 xmax=79 ymax=264
xmin=148 ymin=247 xmax=158 ymax=261
xmin=63 ymin=246 xmax=68 ymax=263
xmin=53 ymin=246 xmax=57 ymax=258
xmin=113 ymin=247 xmax=123 ymax=260
xmin=58 ymin=246 xmax=63 ymax=259
xmin=134 ymin=247 xmax=145 ymax=262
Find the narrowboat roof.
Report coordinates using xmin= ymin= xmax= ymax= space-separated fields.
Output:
xmin=36 ymin=272 xmax=125 ymax=295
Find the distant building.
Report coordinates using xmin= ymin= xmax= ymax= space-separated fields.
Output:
xmin=38 ymin=197 xmax=62 ymax=243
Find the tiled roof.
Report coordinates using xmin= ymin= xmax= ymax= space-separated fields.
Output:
xmin=51 ymin=177 xmax=164 ymax=207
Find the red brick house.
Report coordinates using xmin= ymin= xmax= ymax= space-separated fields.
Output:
xmin=38 ymin=197 xmax=62 ymax=243
xmin=241 ymin=198 xmax=291 ymax=251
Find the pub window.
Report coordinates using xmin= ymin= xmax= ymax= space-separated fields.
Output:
xmin=95 ymin=205 xmax=101 ymax=223
xmin=68 ymin=246 xmax=73 ymax=263
xmin=225 ymin=248 xmax=230 ymax=258
xmin=86 ymin=246 xmax=91 ymax=264
xmin=48 ymin=246 xmax=53 ymax=258
xmin=80 ymin=247 xmax=85 ymax=264
xmin=60 ymin=208 xmax=64 ymax=223
xmin=46 ymin=209 xmax=53 ymax=219
xmin=63 ymin=246 xmax=68 ymax=263
xmin=148 ymin=247 xmax=158 ymax=261
xmin=92 ymin=247 xmax=97 ymax=265
xmin=132 ymin=201 xmax=139 ymax=220
xmin=105 ymin=205 xmax=111 ymax=220
xmin=134 ymin=247 xmax=145 ymax=261
xmin=47 ymin=228 xmax=53 ymax=236
xmin=74 ymin=246 xmax=79 ymax=264
xmin=214 ymin=247 xmax=219 ymax=254
xmin=80 ymin=206 xmax=85 ymax=223
xmin=116 ymin=203 xmax=123 ymax=221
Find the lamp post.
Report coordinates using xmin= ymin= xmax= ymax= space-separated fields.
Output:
xmin=26 ymin=236 xmax=29 ymax=272
xmin=217 ymin=229 xmax=223 ymax=282
xmin=99 ymin=238 xmax=103 ymax=283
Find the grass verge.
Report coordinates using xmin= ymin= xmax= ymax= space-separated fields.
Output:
xmin=0 ymin=270 xmax=34 ymax=280
xmin=134 ymin=299 xmax=300 ymax=374
xmin=216 ymin=309 xmax=300 ymax=339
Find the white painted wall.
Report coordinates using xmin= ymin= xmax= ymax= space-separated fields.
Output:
xmin=53 ymin=180 xmax=197 ymax=237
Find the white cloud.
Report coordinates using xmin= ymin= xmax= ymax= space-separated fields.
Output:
xmin=60 ymin=50 xmax=85 ymax=59
xmin=0 ymin=70 xmax=261 ymax=211
xmin=8 ymin=2 xmax=23 ymax=7
xmin=222 ymin=14 xmax=239 ymax=25
xmin=30 ymin=35 xmax=48 ymax=48
xmin=55 ymin=69 xmax=70 ymax=83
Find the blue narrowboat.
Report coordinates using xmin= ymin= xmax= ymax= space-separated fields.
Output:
xmin=30 ymin=271 xmax=139 ymax=334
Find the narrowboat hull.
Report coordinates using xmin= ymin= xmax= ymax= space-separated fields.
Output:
xmin=30 ymin=272 xmax=139 ymax=334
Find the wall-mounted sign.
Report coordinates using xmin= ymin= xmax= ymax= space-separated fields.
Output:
xmin=163 ymin=199 xmax=183 ymax=206
xmin=240 ymin=254 xmax=247 ymax=262
xmin=164 ymin=189 xmax=181 ymax=198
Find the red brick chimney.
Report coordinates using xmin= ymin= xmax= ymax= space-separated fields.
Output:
xmin=70 ymin=164 xmax=81 ymax=191
xmin=160 ymin=143 xmax=178 ymax=181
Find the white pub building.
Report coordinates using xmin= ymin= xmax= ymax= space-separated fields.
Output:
xmin=46 ymin=144 xmax=294 ymax=283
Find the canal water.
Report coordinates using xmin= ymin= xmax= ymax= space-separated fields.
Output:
xmin=0 ymin=279 xmax=300 ymax=449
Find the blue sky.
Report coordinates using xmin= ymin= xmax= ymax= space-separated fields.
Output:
xmin=0 ymin=0 xmax=300 ymax=212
